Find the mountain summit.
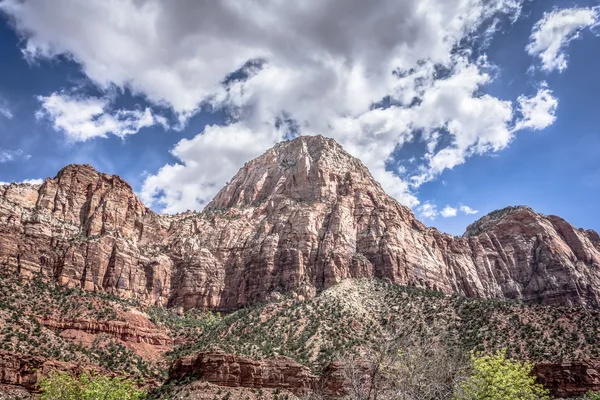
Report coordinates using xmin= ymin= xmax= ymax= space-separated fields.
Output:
xmin=1 ymin=136 xmax=600 ymax=310
xmin=207 ymin=135 xmax=388 ymax=209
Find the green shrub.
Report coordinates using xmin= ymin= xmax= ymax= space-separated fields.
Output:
xmin=586 ymin=391 xmax=600 ymax=400
xmin=39 ymin=371 xmax=146 ymax=400
xmin=454 ymin=350 xmax=549 ymax=400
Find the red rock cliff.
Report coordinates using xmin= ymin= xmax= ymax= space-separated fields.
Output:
xmin=2 ymin=136 xmax=600 ymax=310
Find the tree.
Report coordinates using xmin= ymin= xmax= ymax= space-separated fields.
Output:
xmin=39 ymin=371 xmax=146 ymax=400
xmin=454 ymin=350 xmax=549 ymax=400
xmin=337 ymin=320 xmax=468 ymax=400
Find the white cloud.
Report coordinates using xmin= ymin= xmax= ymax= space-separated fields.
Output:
xmin=0 ymin=149 xmax=30 ymax=163
xmin=460 ymin=204 xmax=479 ymax=215
xmin=441 ymin=206 xmax=458 ymax=218
xmin=515 ymin=84 xmax=558 ymax=131
xmin=0 ymin=178 xmax=43 ymax=186
xmin=406 ymin=59 xmax=515 ymax=187
xmin=3 ymin=0 xmax=553 ymax=213
xmin=141 ymin=123 xmax=282 ymax=213
xmin=527 ymin=7 xmax=599 ymax=73
xmin=418 ymin=202 xmax=438 ymax=220
xmin=22 ymin=178 xmax=43 ymax=185
xmin=36 ymin=92 xmax=167 ymax=141
xmin=0 ymin=100 xmax=12 ymax=119
xmin=0 ymin=0 xmax=523 ymax=116
xmin=408 ymin=72 xmax=560 ymax=188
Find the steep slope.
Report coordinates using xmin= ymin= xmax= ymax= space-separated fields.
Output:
xmin=165 ymin=136 xmax=600 ymax=310
xmin=0 ymin=165 xmax=173 ymax=306
xmin=1 ymin=136 xmax=600 ymax=310
xmin=160 ymin=280 xmax=600 ymax=398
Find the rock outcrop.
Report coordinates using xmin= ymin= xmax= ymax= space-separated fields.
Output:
xmin=534 ymin=361 xmax=600 ymax=398
xmin=0 ymin=351 xmax=96 ymax=391
xmin=2 ymin=136 xmax=600 ymax=310
xmin=38 ymin=315 xmax=173 ymax=347
xmin=169 ymin=353 xmax=600 ymax=398
xmin=169 ymin=353 xmax=316 ymax=393
xmin=0 ymin=165 xmax=172 ymax=306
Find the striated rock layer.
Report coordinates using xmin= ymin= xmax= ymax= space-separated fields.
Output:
xmin=169 ymin=353 xmax=316 ymax=393
xmin=2 ymin=135 xmax=600 ymax=310
xmin=534 ymin=361 xmax=600 ymax=398
xmin=0 ymin=351 xmax=102 ymax=391
xmin=169 ymin=353 xmax=600 ymax=398
xmin=38 ymin=315 xmax=173 ymax=347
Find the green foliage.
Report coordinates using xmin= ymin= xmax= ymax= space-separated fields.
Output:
xmin=39 ymin=371 xmax=146 ymax=400
xmin=454 ymin=350 xmax=549 ymax=400
xmin=586 ymin=391 xmax=600 ymax=400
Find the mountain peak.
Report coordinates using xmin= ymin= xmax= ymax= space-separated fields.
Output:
xmin=464 ymin=205 xmax=539 ymax=237
xmin=54 ymin=164 xmax=132 ymax=191
xmin=206 ymin=135 xmax=384 ymax=210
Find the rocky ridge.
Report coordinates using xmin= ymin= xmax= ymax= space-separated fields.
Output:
xmin=5 ymin=137 xmax=600 ymax=397
xmin=2 ymin=135 xmax=600 ymax=311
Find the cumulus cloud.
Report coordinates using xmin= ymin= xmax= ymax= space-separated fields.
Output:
xmin=419 ymin=203 xmax=478 ymax=220
xmin=441 ymin=206 xmax=458 ymax=218
xmin=418 ymin=202 xmax=438 ymax=220
xmin=460 ymin=204 xmax=479 ymax=215
xmin=527 ymin=7 xmax=599 ymax=72
xmin=406 ymin=59 xmax=515 ymax=187
xmin=2 ymin=0 xmax=558 ymax=213
xmin=141 ymin=123 xmax=282 ymax=213
xmin=36 ymin=92 xmax=167 ymax=141
xmin=515 ymin=84 xmax=558 ymax=131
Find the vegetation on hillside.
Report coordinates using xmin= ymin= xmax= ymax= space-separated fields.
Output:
xmin=0 ymin=270 xmax=161 ymax=379
xmin=39 ymin=371 xmax=146 ymax=400
xmin=160 ymin=279 xmax=600 ymax=372
xmin=3 ymin=268 xmax=600 ymax=398
xmin=454 ymin=350 xmax=548 ymax=400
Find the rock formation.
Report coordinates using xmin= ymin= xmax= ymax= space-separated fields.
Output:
xmin=2 ymin=135 xmax=600 ymax=311
xmin=0 ymin=351 xmax=101 ymax=391
xmin=534 ymin=361 xmax=600 ymax=398
xmin=0 ymin=165 xmax=172 ymax=306
xmin=38 ymin=315 xmax=173 ymax=347
xmin=168 ymin=353 xmax=600 ymax=399
xmin=169 ymin=353 xmax=316 ymax=393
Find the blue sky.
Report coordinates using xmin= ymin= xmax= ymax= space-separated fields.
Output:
xmin=0 ymin=0 xmax=598 ymax=236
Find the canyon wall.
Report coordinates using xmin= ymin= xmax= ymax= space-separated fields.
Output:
xmin=1 ymin=135 xmax=599 ymax=311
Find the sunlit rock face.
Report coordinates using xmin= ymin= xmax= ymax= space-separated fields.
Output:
xmin=2 ymin=135 xmax=600 ymax=310
xmin=0 ymin=165 xmax=172 ymax=306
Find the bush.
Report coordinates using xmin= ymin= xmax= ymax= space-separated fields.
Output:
xmin=454 ymin=350 xmax=549 ymax=400
xmin=39 ymin=371 xmax=146 ymax=400
xmin=586 ymin=392 xmax=600 ymax=400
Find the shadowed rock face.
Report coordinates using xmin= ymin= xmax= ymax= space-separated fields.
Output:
xmin=534 ymin=361 xmax=600 ymax=398
xmin=1 ymin=135 xmax=600 ymax=310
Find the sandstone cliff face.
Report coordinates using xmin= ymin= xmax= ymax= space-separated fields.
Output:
xmin=0 ymin=165 xmax=172 ymax=306
xmin=2 ymin=136 xmax=600 ymax=310
xmin=0 ymin=350 xmax=98 ymax=391
xmin=534 ymin=361 xmax=600 ymax=398
xmin=169 ymin=353 xmax=316 ymax=393
xmin=39 ymin=314 xmax=173 ymax=347
xmin=168 ymin=353 xmax=600 ymax=399
xmin=164 ymin=136 xmax=600 ymax=310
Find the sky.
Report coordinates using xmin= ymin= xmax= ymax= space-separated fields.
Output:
xmin=0 ymin=0 xmax=598 ymax=236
